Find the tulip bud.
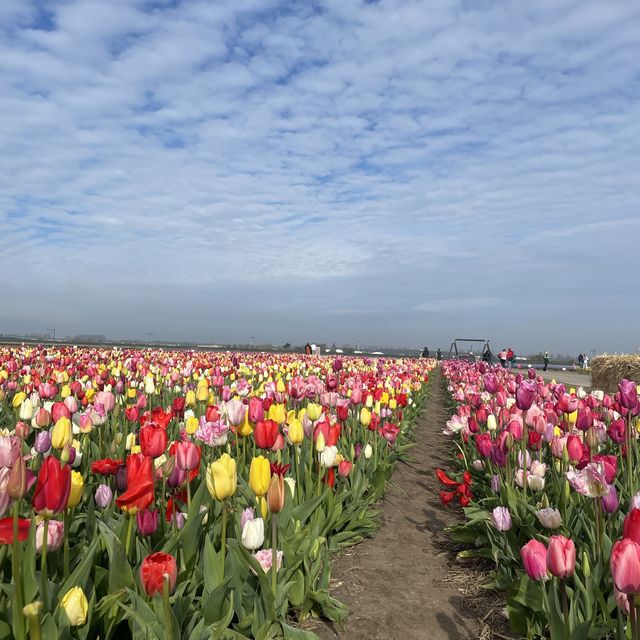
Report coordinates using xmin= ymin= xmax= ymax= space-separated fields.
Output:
xmin=66 ymin=471 xmax=84 ymax=509
xmin=363 ymin=443 xmax=373 ymax=459
xmin=95 ymin=484 xmax=113 ymax=508
xmin=60 ymin=444 xmax=71 ymax=465
xmin=315 ymin=432 xmax=325 ymax=453
xmin=267 ymin=474 xmax=285 ymax=514
xmin=15 ymin=421 xmax=30 ymax=440
xmin=34 ymin=431 xmax=51 ymax=454
xmin=136 ymin=509 xmax=159 ymax=536
xmin=241 ymin=517 xmax=265 ymax=550
xmin=7 ymin=456 xmax=28 ymax=499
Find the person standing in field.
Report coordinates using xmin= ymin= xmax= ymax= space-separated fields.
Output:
xmin=436 ymin=348 xmax=442 ymax=360
xmin=421 ymin=346 xmax=429 ymax=358
xmin=578 ymin=353 xmax=584 ymax=369
xmin=498 ymin=349 xmax=507 ymax=368
xmin=506 ymin=347 xmax=514 ymax=369
xmin=304 ymin=343 xmax=312 ymax=355
xmin=543 ymin=351 xmax=549 ymax=371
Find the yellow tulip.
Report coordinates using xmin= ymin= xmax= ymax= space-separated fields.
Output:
xmin=360 ymin=407 xmax=371 ymax=427
xmin=365 ymin=394 xmax=373 ymax=408
xmin=389 ymin=398 xmax=397 ymax=410
xmin=287 ymin=418 xmax=304 ymax=445
xmin=185 ymin=390 xmax=196 ymax=406
xmin=60 ymin=587 xmax=88 ymax=626
xmin=125 ymin=433 xmax=136 ymax=450
xmin=238 ymin=412 xmax=253 ymax=437
xmin=185 ymin=416 xmax=199 ymax=435
xmin=257 ymin=496 xmax=268 ymax=520
xmin=269 ymin=403 xmax=286 ymax=425
xmin=568 ymin=410 xmax=577 ymax=425
xmin=374 ymin=401 xmax=381 ymax=415
xmin=381 ymin=391 xmax=389 ymax=405
xmin=126 ymin=388 xmax=137 ymax=399
xmin=286 ymin=409 xmax=296 ymax=424
xmin=306 ymin=403 xmax=322 ymax=422
xmin=11 ymin=392 xmax=26 ymax=409
xmin=249 ymin=456 xmax=271 ymax=497
xmin=60 ymin=385 xmax=71 ymax=399
xmin=85 ymin=388 xmax=95 ymax=403
xmin=315 ymin=432 xmax=326 ymax=452
xmin=196 ymin=384 xmax=208 ymax=403
xmin=66 ymin=471 xmax=84 ymax=509
xmin=276 ymin=379 xmax=286 ymax=393
xmin=51 ymin=417 xmax=73 ymax=450
xmin=206 ymin=453 xmax=237 ymax=500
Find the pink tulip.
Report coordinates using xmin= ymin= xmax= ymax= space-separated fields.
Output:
xmin=611 ymin=538 xmax=640 ymax=594
xmin=547 ymin=535 xmax=575 ymax=578
xmin=225 ymin=399 xmax=245 ymax=426
xmin=521 ymin=539 xmax=548 ymax=581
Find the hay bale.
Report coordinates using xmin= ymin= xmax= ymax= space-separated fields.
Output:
xmin=591 ymin=354 xmax=640 ymax=393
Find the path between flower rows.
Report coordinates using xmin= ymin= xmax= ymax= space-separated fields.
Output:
xmin=313 ymin=370 xmax=484 ymax=640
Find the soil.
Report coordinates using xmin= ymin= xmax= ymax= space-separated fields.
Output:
xmin=311 ymin=369 xmax=512 ymax=640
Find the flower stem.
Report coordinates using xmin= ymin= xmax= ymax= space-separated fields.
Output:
xmin=220 ymin=502 xmax=227 ymax=580
xmin=63 ymin=511 xmax=70 ymax=579
xmin=40 ymin=519 xmax=49 ymax=612
xmin=125 ymin=512 xmax=135 ymax=558
xmin=162 ymin=575 xmax=174 ymax=640
xmin=271 ymin=514 xmax=278 ymax=596
xmin=12 ymin=502 xmax=25 ymax=640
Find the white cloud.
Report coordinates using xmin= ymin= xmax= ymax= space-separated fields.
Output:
xmin=1 ymin=0 xmax=639 ymax=350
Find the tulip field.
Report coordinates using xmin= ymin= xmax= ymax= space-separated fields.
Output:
xmin=0 ymin=345 xmax=432 ymax=639
xmin=438 ymin=361 xmax=640 ymax=639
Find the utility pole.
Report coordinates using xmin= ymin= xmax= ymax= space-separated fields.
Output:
xmin=250 ymin=336 xmax=256 ymax=348
xmin=146 ymin=331 xmax=154 ymax=346
xmin=47 ymin=328 xmax=56 ymax=341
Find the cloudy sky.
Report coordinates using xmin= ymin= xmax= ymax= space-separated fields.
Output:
xmin=1 ymin=0 xmax=639 ymax=353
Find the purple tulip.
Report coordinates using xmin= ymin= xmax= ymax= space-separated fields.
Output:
xmin=516 ymin=380 xmax=537 ymax=411
xmin=483 ymin=374 xmax=499 ymax=394
xmin=491 ymin=474 xmax=501 ymax=492
xmin=619 ymin=379 xmax=638 ymax=410
xmin=136 ymin=508 xmax=159 ymax=536
xmin=240 ymin=507 xmax=256 ymax=530
xmin=34 ymin=431 xmax=51 ymax=454
xmin=528 ymin=368 xmax=536 ymax=380
xmin=601 ymin=486 xmax=619 ymax=514
xmin=95 ymin=484 xmax=113 ymax=508
xmin=491 ymin=506 xmax=512 ymax=531
xmin=115 ymin=464 xmax=127 ymax=493
xmin=575 ymin=407 xmax=593 ymax=431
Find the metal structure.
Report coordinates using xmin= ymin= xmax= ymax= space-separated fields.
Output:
xmin=448 ymin=338 xmax=492 ymax=361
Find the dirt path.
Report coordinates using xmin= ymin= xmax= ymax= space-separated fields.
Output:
xmin=313 ymin=370 xmax=485 ymax=640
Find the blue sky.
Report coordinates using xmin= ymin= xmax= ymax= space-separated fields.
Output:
xmin=1 ymin=0 xmax=640 ymax=352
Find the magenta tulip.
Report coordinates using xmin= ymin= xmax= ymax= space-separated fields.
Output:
xmin=521 ymin=539 xmax=548 ymax=581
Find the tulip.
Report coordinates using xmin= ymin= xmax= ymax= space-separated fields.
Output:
xmin=60 ymin=587 xmax=88 ymax=626
xmin=249 ymin=456 xmax=271 ymax=497
xmin=486 ymin=414 xmax=497 ymax=431
xmin=338 ymin=460 xmax=353 ymax=477
xmin=521 ymin=539 xmax=548 ymax=581
xmin=359 ymin=407 xmax=371 ymax=427
xmin=115 ymin=454 xmax=155 ymax=515
xmin=547 ymin=535 xmax=575 ymax=578
xmin=175 ymin=439 xmax=199 ymax=471
xmin=320 ymin=445 xmax=338 ymax=468
xmin=601 ymin=486 xmax=619 ymax=514
xmin=35 ymin=519 xmax=64 ymax=554
xmin=95 ymin=484 xmax=113 ymax=508
xmin=536 ymin=507 xmax=562 ymax=529
xmin=566 ymin=435 xmax=583 ymax=464
xmin=7 ymin=455 xmax=28 ymax=500
xmin=137 ymin=508 xmax=159 ymax=536
xmin=206 ymin=453 xmax=236 ymax=500
xmin=241 ymin=517 xmax=265 ymax=550
xmin=254 ymin=420 xmax=279 ymax=450
xmin=619 ymin=379 xmax=638 ymax=410
xmin=254 ymin=548 xmax=283 ymax=573
xmin=267 ymin=474 xmax=285 ymax=514
xmin=248 ymin=397 xmax=264 ymax=423
xmin=491 ymin=506 xmax=512 ymax=531
xmin=287 ymin=418 xmax=304 ymax=445
xmin=306 ymin=403 xmax=322 ymax=421
xmin=516 ymin=381 xmax=536 ymax=411
xmin=268 ymin=403 xmax=286 ymax=425
xmin=51 ymin=417 xmax=73 ymax=450
xmin=611 ymin=538 xmax=640 ymax=594
xmin=225 ymin=399 xmax=245 ymax=426
xmin=139 ymin=425 xmax=167 ymax=458
xmin=363 ymin=443 xmax=373 ymax=459
xmin=140 ymin=552 xmax=178 ymax=596
xmin=33 ymin=456 xmax=71 ymax=517
xmin=66 ymin=471 xmax=84 ymax=509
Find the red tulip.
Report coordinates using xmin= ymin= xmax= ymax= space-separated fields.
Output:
xmin=125 ymin=406 xmax=140 ymax=422
xmin=254 ymin=420 xmax=279 ymax=449
xmin=547 ymin=535 xmax=575 ymax=578
xmin=33 ymin=456 xmax=71 ymax=517
xmin=338 ymin=460 xmax=353 ymax=477
xmin=623 ymin=509 xmax=640 ymax=545
xmin=175 ymin=439 xmax=199 ymax=471
xmin=0 ymin=517 xmax=31 ymax=544
xmin=140 ymin=552 xmax=178 ymax=596
xmin=115 ymin=454 xmax=154 ymax=514
xmin=521 ymin=539 xmax=548 ymax=581
xmin=139 ymin=425 xmax=167 ymax=458
xmin=566 ymin=435 xmax=583 ymax=464
xmin=475 ymin=433 xmax=493 ymax=458
xmin=91 ymin=458 xmax=123 ymax=476
xmin=611 ymin=538 xmax=640 ymax=594
xmin=172 ymin=397 xmax=186 ymax=418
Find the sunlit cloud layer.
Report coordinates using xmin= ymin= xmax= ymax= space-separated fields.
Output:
xmin=1 ymin=0 xmax=639 ymax=351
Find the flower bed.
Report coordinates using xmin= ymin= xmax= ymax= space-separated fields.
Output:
xmin=439 ymin=360 xmax=640 ymax=639
xmin=0 ymin=346 xmax=433 ymax=639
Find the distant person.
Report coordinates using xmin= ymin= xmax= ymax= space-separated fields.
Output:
xmin=506 ymin=347 xmax=514 ymax=369
xmin=436 ymin=348 xmax=442 ymax=360
xmin=482 ymin=348 xmax=492 ymax=364
xmin=543 ymin=351 xmax=549 ymax=371
xmin=421 ymin=346 xmax=429 ymax=358
xmin=578 ymin=353 xmax=584 ymax=369
xmin=583 ymin=354 xmax=589 ymax=369
xmin=304 ymin=342 xmax=312 ymax=355
xmin=498 ymin=348 xmax=507 ymax=368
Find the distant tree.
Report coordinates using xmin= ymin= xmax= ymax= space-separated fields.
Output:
xmin=283 ymin=342 xmax=291 ymax=349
